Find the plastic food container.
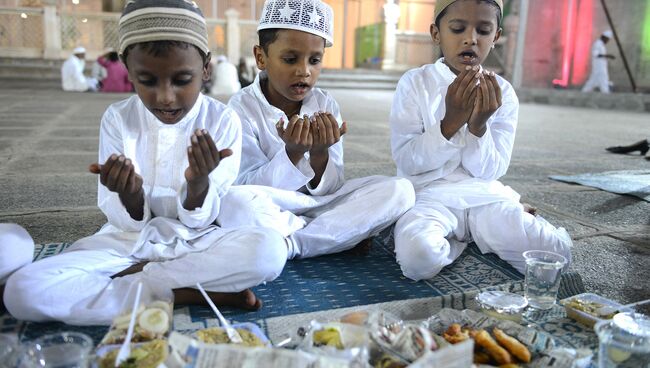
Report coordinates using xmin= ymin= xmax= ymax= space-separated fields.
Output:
xmin=560 ymin=293 xmax=629 ymax=329
xmin=475 ymin=291 xmax=528 ymax=323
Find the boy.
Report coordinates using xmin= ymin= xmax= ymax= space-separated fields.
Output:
xmin=390 ymin=0 xmax=572 ymax=281
xmin=226 ymin=0 xmax=415 ymax=259
xmin=4 ymin=0 xmax=286 ymax=325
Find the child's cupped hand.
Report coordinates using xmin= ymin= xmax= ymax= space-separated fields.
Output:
xmin=185 ymin=129 xmax=232 ymax=187
xmin=445 ymin=66 xmax=481 ymax=123
xmin=276 ymin=114 xmax=313 ymax=163
xmin=88 ymin=154 xmax=143 ymax=197
xmin=309 ymin=112 xmax=347 ymax=156
xmin=468 ymin=70 xmax=502 ymax=136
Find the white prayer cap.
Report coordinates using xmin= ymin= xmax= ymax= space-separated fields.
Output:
xmin=73 ymin=46 xmax=86 ymax=54
xmin=216 ymin=55 xmax=228 ymax=63
xmin=257 ymin=0 xmax=334 ymax=47
xmin=602 ymin=30 xmax=613 ymax=38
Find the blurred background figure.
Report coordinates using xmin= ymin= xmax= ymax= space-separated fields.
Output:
xmin=581 ymin=30 xmax=616 ymax=94
xmin=211 ymin=55 xmax=241 ymax=95
xmin=90 ymin=51 xmax=108 ymax=90
xmin=237 ymin=57 xmax=256 ymax=88
xmin=61 ymin=46 xmax=99 ymax=92
xmin=96 ymin=48 xmax=132 ymax=93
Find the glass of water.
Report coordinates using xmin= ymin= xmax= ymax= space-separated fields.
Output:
xmin=18 ymin=332 xmax=93 ymax=368
xmin=523 ymin=250 xmax=567 ymax=310
xmin=595 ymin=312 xmax=650 ymax=368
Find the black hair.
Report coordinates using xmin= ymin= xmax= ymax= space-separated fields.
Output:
xmin=257 ymin=28 xmax=327 ymax=54
xmin=121 ymin=40 xmax=209 ymax=67
xmin=434 ymin=0 xmax=502 ymax=28
xmin=108 ymin=51 xmax=119 ymax=62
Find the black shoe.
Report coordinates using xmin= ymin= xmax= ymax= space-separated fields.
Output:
xmin=606 ymin=139 xmax=649 ymax=155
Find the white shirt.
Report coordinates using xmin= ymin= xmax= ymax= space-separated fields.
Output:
xmin=98 ymin=93 xmax=242 ymax=232
xmin=61 ymin=55 xmax=89 ymax=92
xmin=228 ymin=73 xmax=344 ymax=196
xmin=390 ymin=59 xmax=520 ymax=207
xmin=590 ymin=39 xmax=609 ymax=74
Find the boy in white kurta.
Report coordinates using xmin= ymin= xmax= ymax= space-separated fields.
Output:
xmin=390 ymin=0 xmax=572 ymax=281
xmin=226 ymin=0 xmax=415 ymax=259
xmin=4 ymin=0 xmax=286 ymax=325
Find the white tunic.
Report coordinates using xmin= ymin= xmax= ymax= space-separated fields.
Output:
xmin=61 ymin=55 xmax=97 ymax=92
xmin=4 ymin=94 xmax=287 ymax=324
xmin=227 ymin=73 xmax=415 ymax=259
xmin=390 ymin=59 xmax=572 ymax=281
xmin=0 ymin=223 xmax=33 ymax=285
xmin=581 ymin=39 xmax=610 ymax=93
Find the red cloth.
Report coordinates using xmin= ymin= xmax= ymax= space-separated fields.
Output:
xmin=97 ymin=57 xmax=132 ymax=93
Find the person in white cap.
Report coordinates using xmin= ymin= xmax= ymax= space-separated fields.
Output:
xmin=211 ymin=55 xmax=241 ymax=95
xmin=0 ymin=223 xmax=34 ymax=311
xmin=226 ymin=0 xmax=415 ymax=260
xmin=581 ymin=30 xmax=616 ymax=93
xmin=61 ymin=46 xmax=99 ymax=92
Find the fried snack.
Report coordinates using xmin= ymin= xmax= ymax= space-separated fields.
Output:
xmin=313 ymin=327 xmax=344 ymax=349
xmin=499 ymin=364 xmax=521 ymax=368
xmin=375 ymin=354 xmax=407 ymax=368
xmin=442 ymin=323 xmax=470 ymax=344
xmin=99 ymin=339 xmax=167 ymax=368
xmin=340 ymin=311 xmax=369 ymax=326
xmin=473 ymin=351 xmax=492 ymax=364
xmin=493 ymin=328 xmax=531 ymax=363
xmin=470 ymin=329 xmax=512 ymax=365
xmin=196 ymin=327 xmax=265 ymax=347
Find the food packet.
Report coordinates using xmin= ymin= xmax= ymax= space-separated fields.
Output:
xmin=367 ymin=310 xmax=442 ymax=366
xmin=193 ymin=322 xmax=272 ymax=348
xmin=99 ymin=279 xmax=174 ymax=346
xmin=297 ymin=320 xmax=370 ymax=365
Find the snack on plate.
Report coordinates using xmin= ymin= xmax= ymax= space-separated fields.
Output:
xmin=101 ymin=301 xmax=172 ymax=345
xmin=339 ymin=311 xmax=369 ymax=326
xmin=374 ymin=353 xmax=407 ymax=368
xmin=441 ymin=324 xmax=531 ymax=365
xmin=99 ymin=339 xmax=168 ymax=368
xmin=196 ymin=327 xmax=265 ymax=347
xmin=493 ymin=328 xmax=531 ymax=363
xmin=313 ymin=327 xmax=344 ymax=349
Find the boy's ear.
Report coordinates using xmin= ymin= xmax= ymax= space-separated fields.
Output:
xmin=429 ymin=23 xmax=441 ymax=45
xmin=493 ymin=27 xmax=503 ymax=44
xmin=203 ymin=52 xmax=212 ymax=81
xmin=253 ymin=45 xmax=266 ymax=71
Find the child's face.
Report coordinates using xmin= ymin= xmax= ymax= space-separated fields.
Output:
xmin=126 ymin=44 xmax=209 ymax=124
xmin=430 ymin=0 xmax=501 ymax=75
xmin=254 ymin=29 xmax=324 ymax=106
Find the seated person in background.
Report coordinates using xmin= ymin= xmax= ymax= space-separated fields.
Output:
xmin=389 ymin=0 xmax=573 ymax=281
xmin=61 ymin=46 xmax=99 ymax=92
xmin=97 ymin=48 xmax=132 ymax=93
xmin=238 ymin=57 xmax=255 ymax=88
xmin=212 ymin=55 xmax=241 ymax=95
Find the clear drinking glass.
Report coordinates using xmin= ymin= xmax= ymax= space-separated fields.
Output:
xmin=18 ymin=332 xmax=93 ymax=368
xmin=523 ymin=250 xmax=567 ymax=310
xmin=595 ymin=312 xmax=650 ymax=368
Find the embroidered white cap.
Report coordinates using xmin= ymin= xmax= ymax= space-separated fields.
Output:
xmin=73 ymin=46 xmax=86 ymax=54
xmin=257 ymin=0 xmax=334 ymax=47
xmin=602 ymin=30 xmax=613 ymax=39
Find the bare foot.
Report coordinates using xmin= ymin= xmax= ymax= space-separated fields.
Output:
xmin=522 ymin=202 xmax=537 ymax=216
xmin=111 ymin=261 xmax=149 ymax=278
xmin=347 ymin=238 xmax=373 ymax=256
xmin=174 ymin=288 xmax=262 ymax=310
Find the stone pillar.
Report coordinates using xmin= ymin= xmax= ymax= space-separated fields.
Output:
xmin=381 ymin=0 xmax=400 ymax=70
xmin=512 ymin=0 xmax=529 ymax=89
xmin=43 ymin=1 xmax=62 ymax=59
xmin=225 ymin=8 xmax=240 ymax=63
xmin=503 ymin=4 xmax=519 ymax=80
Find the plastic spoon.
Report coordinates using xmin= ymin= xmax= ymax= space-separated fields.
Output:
xmin=195 ymin=282 xmax=243 ymax=344
xmin=115 ymin=281 xmax=143 ymax=367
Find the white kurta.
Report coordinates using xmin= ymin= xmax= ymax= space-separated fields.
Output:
xmin=390 ymin=59 xmax=572 ymax=281
xmin=212 ymin=61 xmax=241 ymax=95
xmin=581 ymin=39 xmax=610 ymax=93
xmin=4 ymin=94 xmax=287 ymax=325
xmin=0 ymin=223 xmax=34 ymax=285
xmin=61 ymin=55 xmax=98 ymax=92
xmin=227 ymin=73 xmax=415 ymax=259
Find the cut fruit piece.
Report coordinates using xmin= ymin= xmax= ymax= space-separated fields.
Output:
xmin=138 ymin=308 xmax=169 ymax=335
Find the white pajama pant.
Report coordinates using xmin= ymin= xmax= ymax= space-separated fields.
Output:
xmin=220 ymin=176 xmax=416 ymax=259
xmin=394 ymin=194 xmax=573 ymax=281
xmin=0 ymin=223 xmax=34 ymax=285
xmin=4 ymin=218 xmax=286 ymax=325
xmin=581 ymin=67 xmax=610 ymax=93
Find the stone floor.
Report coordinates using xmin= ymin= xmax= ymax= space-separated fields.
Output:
xmin=0 ymin=85 xmax=648 ymax=305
